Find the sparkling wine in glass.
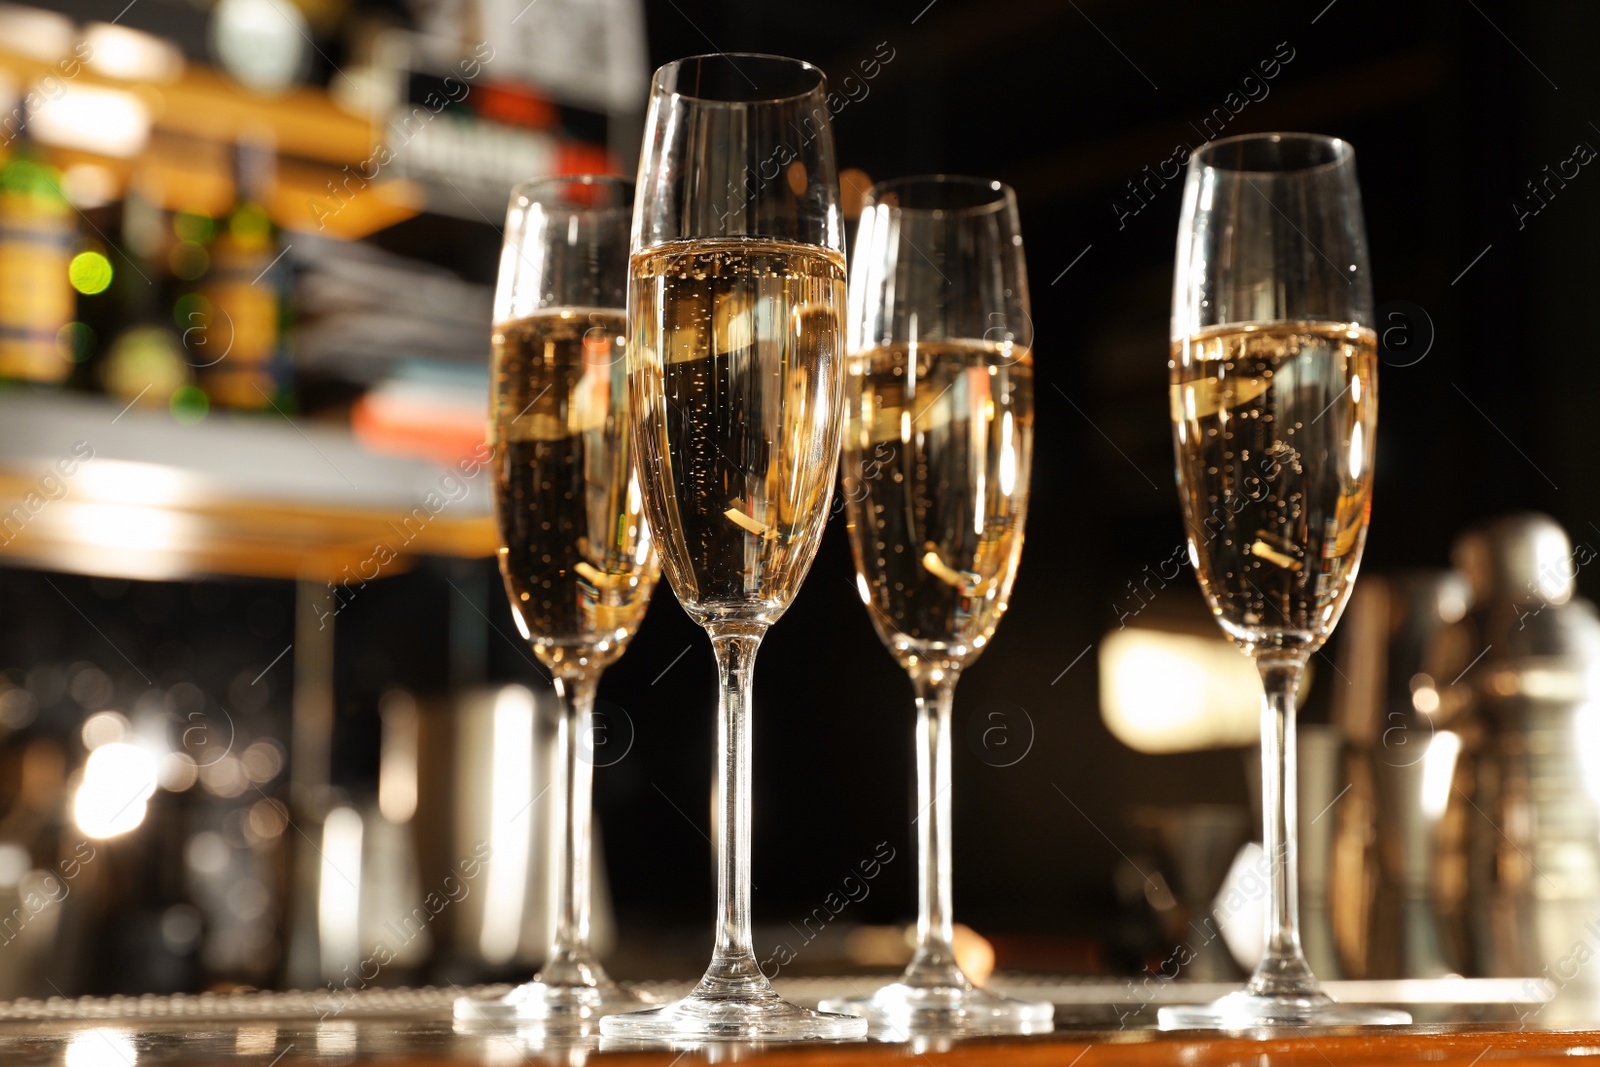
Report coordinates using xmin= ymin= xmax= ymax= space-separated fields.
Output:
xmin=1158 ymin=133 xmax=1404 ymax=1028
xmin=813 ymin=176 xmax=1050 ymax=1035
xmin=454 ymin=175 xmax=660 ymax=1026
xmin=597 ymin=54 xmax=866 ymax=1042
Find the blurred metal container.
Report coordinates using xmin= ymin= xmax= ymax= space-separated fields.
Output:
xmin=1299 ymin=724 xmax=1346 ymax=979
xmin=281 ymin=683 xmax=617 ymax=990
xmin=1332 ymin=569 xmax=1475 ymax=978
xmin=1450 ymin=514 xmax=1600 ymax=994
xmin=433 ymin=684 xmax=616 ymax=973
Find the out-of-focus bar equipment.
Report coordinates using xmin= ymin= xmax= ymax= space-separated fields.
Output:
xmin=1129 ymin=804 xmax=1248 ymax=982
xmin=1331 ymin=570 xmax=1474 ymax=979
xmin=1102 ymin=608 xmax=1353 ymax=982
xmin=1298 ymin=723 xmax=1347 ymax=980
xmin=1449 ymin=514 xmax=1600 ymax=1018
xmin=440 ymin=685 xmax=615 ymax=977
xmin=1326 ymin=511 xmax=1600 ymax=1008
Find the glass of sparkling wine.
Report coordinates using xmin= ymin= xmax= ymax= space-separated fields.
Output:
xmin=597 ymin=54 xmax=864 ymax=1043
xmin=454 ymin=175 xmax=661 ymax=1026
xmin=814 ymin=176 xmax=1050 ymax=1035
xmin=1159 ymin=133 xmax=1402 ymax=1028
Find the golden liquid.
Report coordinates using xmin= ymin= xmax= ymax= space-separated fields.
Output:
xmin=628 ymin=238 xmax=847 ymax=626
xmin=1170 ymin=321 xmax=1377 ymax=653
xmin=491 ymin=309 xmax=660 ymax=675
xmin=844 ymin=341 xmax=1033 ymax=670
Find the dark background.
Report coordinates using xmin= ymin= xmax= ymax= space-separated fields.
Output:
xmin=6 ymin=0 xmax=1597 ymax=981
xmin=582 ymin=0 xmax=1595 ymax=959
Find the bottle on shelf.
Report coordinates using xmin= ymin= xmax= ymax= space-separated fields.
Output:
xmin=200 ymin=133 xmax=290 ymax=411
xmin=0 ymin=147 xmax=75 ymax=386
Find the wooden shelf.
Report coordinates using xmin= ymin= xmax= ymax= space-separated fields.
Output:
xmin=0 ymin=392 xmax=493 ymax=583
xmin=0 ymin=44 xmax=423 ymax=239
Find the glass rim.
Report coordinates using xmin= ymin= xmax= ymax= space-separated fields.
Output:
xmin=509 ymin=173 xmax=633 ymax=208
xmin=1190 ymin=131 xmax=1354 ymax=177
xmin=863 ymin=174 xmax=1016 ymax=218
xmin=651 ymin=52 xmax=826 ymax=105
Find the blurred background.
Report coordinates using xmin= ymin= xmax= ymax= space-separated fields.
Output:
xmin=0 ymin=0 xmax=1595 ymax=999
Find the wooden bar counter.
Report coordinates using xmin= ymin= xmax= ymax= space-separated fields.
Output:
xmin=1 ymin=980 xmax=1594 ymax=1066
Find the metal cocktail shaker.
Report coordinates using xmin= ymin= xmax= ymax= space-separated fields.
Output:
xmin=1451 ymin=514 xmax=1600 ymax=1011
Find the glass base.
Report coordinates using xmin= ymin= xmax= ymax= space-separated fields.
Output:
xmin=818 ymin=982 xmax=1054 ymax=1036
xmin=598 ymin=988 xmax=868 ymax=1042
xmin=454 ymin=978 xmax=649 ymax=1025
xmin=1157 ymin=989 xmax=1412 ymax=1029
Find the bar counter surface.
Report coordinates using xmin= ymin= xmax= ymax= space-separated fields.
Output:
xmin=1 ymin=981 xmax=1595 ymax=1067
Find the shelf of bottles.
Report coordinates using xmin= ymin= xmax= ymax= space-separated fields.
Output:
xmin=0 ymin=43 xmax=652 ymax=573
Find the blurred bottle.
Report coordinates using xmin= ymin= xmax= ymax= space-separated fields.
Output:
xmin=103 ymin=162 xmax=190 ymax=409
xmin=55 ymin=162 xmax=125 ymax=391
xmin=0 ymin=148 xmax=74 ymax=385
xmin=200 ymin=134 xmax=289 ymax=410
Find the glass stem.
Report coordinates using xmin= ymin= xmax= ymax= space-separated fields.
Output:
xmin=700 ymin=627 xmax=770 ymax=996
xmin=1246 ymin=653 xmax=1320 ymax=999
xmin=538 ymin=670 xmax=606 ymax=988
xmin=904 ymin=670 xmax=966 ymax=988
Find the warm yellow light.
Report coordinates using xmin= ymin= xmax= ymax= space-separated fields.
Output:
xmin=999 ymin=410 xmax=1017 ymax=496
xmin=28 ymin=84 xmax=151 ymax=158
xmin=318 ymin=806 xmax=364 ymax=978
xmin=84 ymin=22 xmax=185 ymax=82
xmin=69 ymin=503 xmax=182 ymax=552
xmin=378 ymin=692 xmax=418 ymax=824
xmin=480 ymin=686 xmax=535 ymax=965
xmin=81 ymin=710 xmax=130 ymax=750
xmin=1099 ymin=627 xmax=1262 ymax=753
xmin=73 ymin=742 xmax=158 ymax=838
xmin=1420 ymin=731 xmax=1461 ymax=821
xmin=65 ymin=1028 xmax=138 ymax=1067
xmin=75 ymin=460 xmax=191 ymax=507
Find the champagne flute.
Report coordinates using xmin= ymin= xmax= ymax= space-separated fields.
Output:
xmin=1159 ymin=133 xmax=1404 ymax=1028
xmin=454 ymin=175 xmax=660 ymax=1025
xmin=814 ymin=176 xmax=1050 ymax=1034
xmin=598 ymin=53 xmax=865 ymax=1042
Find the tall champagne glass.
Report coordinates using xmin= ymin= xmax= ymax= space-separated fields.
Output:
xmin=814 ymin=176 xmax=1050 ymax=1034
xmin=455 ymin=175 xmax=660 ymax=1025
xmin=1159 ymin=133 xmax=1404 ymax=1028
xmin=597 ymin=54 xmax=866 ymax=1041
